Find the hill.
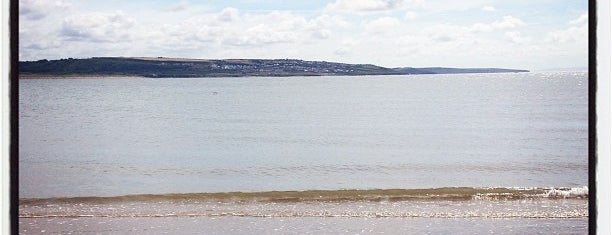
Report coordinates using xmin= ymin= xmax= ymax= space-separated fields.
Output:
xmin=19 ymin=57 xmax=400 ymax=78
xmin=19 ymin=57 xmax=529 ymax=78
xmin=397 ymin=67 xmax=530 ymax=74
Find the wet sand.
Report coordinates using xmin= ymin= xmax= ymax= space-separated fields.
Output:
xmin=19 ymin=197 xmax=588 ymax=234
xmin=20 ymin=217 xmax=587 ymax=235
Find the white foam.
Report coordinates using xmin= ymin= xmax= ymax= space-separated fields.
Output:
xmin=544 ymin=186 xmax=589 ymax=198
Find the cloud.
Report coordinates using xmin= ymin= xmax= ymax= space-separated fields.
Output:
xmin=334 ymin=47 xmax=351 ymax=55
xmin=546 ymin=25 xmax=587 ymax=44
xmin=216 ymin=7 xmax=240 ymax=22
xmin=469 ymin=15 xmax=525 ymax=33
xmin=177 ymin=11 xmax=309 ymax=46
xmin=192 ymin=25 xmax=225 ymax=42
xmin=546 ymin=12 xmax=588 ymax=44
xmin=21 ymin=36 xmax=63 ymax=50
xmin=505 ymin=31 xmax=529 ymax=44
xmin=481 ymin=6 xmax=496 ymax=12
xmin=61 ymin=11 xmax=136 ymax=42
xmin=405 ymin=11 xmax=416 ymax=20
xmin=569 ymin=12 xmax=588 ymax=26
xmin=365 ymin=17 xmax=400 ymax=33
xmin=491 ymin=16 xmax=525 ymax=29
xmin=20 ymin=0 xmax=70 ymax=20
xmin=334 ymin=39 xmax=359 ymax=56
xmin=222 ymin=11 xmax=349 ymax=45
xmin=307 ymin=15 xmax=349 ymax=39
xmin=395 ymin=16 xmax=530 ymax=59
xmin=469 ymin=23 xmax=493 ymax=33
xmin=325 ymin=0 xmax=405 ymax=13
xmin=312 ymin=29 xmax=332 ymax=39
xmin=169 ymin=1 xmax=190 ymax=12
xmin=424 ymin=24 xmax=466 ymax=42
xmin=223 ymin=24 xmax=297 ymax=46
xmin=310 ymin=14 xmax=351 ymax=29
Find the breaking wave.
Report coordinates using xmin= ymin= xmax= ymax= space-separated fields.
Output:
xmin=20 ymin=186 xmax=588 ymax=204
xmin=543 ymin=186 xmax=588 ymax=198
xmin=19 ymin=187 xmax=589 ymax=219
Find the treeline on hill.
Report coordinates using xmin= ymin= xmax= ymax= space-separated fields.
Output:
xmin=20 ymin=58 xmax=192 ymax=77
xmin=19 ymin=57 xmax=401 ymax=77
xmin=19 ymin=57 xmax=529 ymax=78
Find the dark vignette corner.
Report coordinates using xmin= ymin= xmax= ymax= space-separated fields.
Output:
xmin=10 ymin=0 xmax=19 ymax=234
xmin=588 ymin=0 xmax=597 ymax=234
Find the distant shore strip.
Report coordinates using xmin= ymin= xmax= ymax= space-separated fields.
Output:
xmin=19 ymin=74 xmax=145 ymax=79
xmin=18 ymin=57 xmax=529 ymax=78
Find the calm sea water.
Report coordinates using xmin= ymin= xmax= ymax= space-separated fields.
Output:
xmin=19 ymin=72 xmax=588 ymax=198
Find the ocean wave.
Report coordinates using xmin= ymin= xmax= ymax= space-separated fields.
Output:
xmin=19 ymin=187 xmax=589 ymax=219
xmin=18 ymin=188 xmax=589 ymax=219
xmin=20 ymin=187 xmax=589 ymax=205
xmin=543 ymin=186 xmax=588 ymax=198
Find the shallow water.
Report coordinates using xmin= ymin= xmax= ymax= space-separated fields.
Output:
xmin=20 ymin=217 xmax=588 ymax=235
xmin=20 ymin=195 xmax=588 ymax=219
xmin=19 ymin=192 xmax=589 ymax=234
xmin=19 ymin=72 xmax=587 ymax=198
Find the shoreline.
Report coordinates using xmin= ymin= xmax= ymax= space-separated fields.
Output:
xmin=19 ymin=196 xmax=588 ymax=219
xmin=19 ymin=217 xmax=588 ymax=234
xmin=19 ymin=186 xmax=589 ymax=203
xmin=19 ymin=74 xmax=145 ymax=79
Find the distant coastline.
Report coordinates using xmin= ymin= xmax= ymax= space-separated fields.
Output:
xmin=19 ymin=57 xmax=530 ymax=78
xmin=18 ymin=74 xmax=144 ymax=79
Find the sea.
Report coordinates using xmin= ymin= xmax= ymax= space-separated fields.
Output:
xmin=19 ymin=72 xmax=589 ymax=234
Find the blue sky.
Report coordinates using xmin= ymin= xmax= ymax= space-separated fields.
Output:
xmin=19 ymin=0 xmax=588 ymax=70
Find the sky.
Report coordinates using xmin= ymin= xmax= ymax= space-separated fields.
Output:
xmin=19 ymin=0 xmax=588 ymax=70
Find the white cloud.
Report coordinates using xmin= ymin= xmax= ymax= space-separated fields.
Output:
xmin=267 ymin=11 xmax=309 ymax=31
xmin=21 ymin=36 xmax=62 ymax=50
xmin=505 ymin=31 xmax=529 ymax=44
xmin=325 ymin=0 xmax=405 ymax=13
xmin=334 ymin=39 xmax=359 ymax=56
xmin=193 ymin=25 xmax=225 ymax=42
xmin=150 ymin=10 xmax=348 ymax=47
xmin=481 ymin=6 xmax=496 ymax=12
xmin=307 ymin=14 xmax=350 ymax=39
xmin=491 ymin=16 xmax=525 ymax=29
xmin=334 ymin=47 xmax=351 ymax=55
xmin=405 ymin=11 xmax=416 ymax=20
xmin=569 ymin=12 xmax=588 ymax=26
xmin=546 ymin=12 xmax=588 ymax=44
xmin=365 ymin=17 xmax=401 ymax=33
xmin=469 ymin=23 xmax=493 ymax=33
xmin=61 ymin=11 xmax=136 ymax=42
xmin=223 ymin=24 xmax=297 ymax=46
xmin=391 ymin=17 xmax=533 ymax=65
xmin=216 ymin=7 xmax=240 ymax=22
xmin=470 ymin=15 xmax=525 ymax=33
xmin=324 ymin=0 xmax=424 ymax=14
xmin=310 ymin=14 xmax=351 ymax=29
xmin=169 ymin=1 xmax=190 ymax=12
xmin=425 ymin=24 xmax=465 ymax=42
xmin=20 ymin=0 xmax=70 ymax=20
xmin=546 ymin=25 xmax=587 ymax=44
xmin=312 ymin=29 xmax=332 ymax=39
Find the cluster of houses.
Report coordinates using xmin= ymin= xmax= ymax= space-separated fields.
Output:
xmin=205 ymin=59 xmax=357 ymax=74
